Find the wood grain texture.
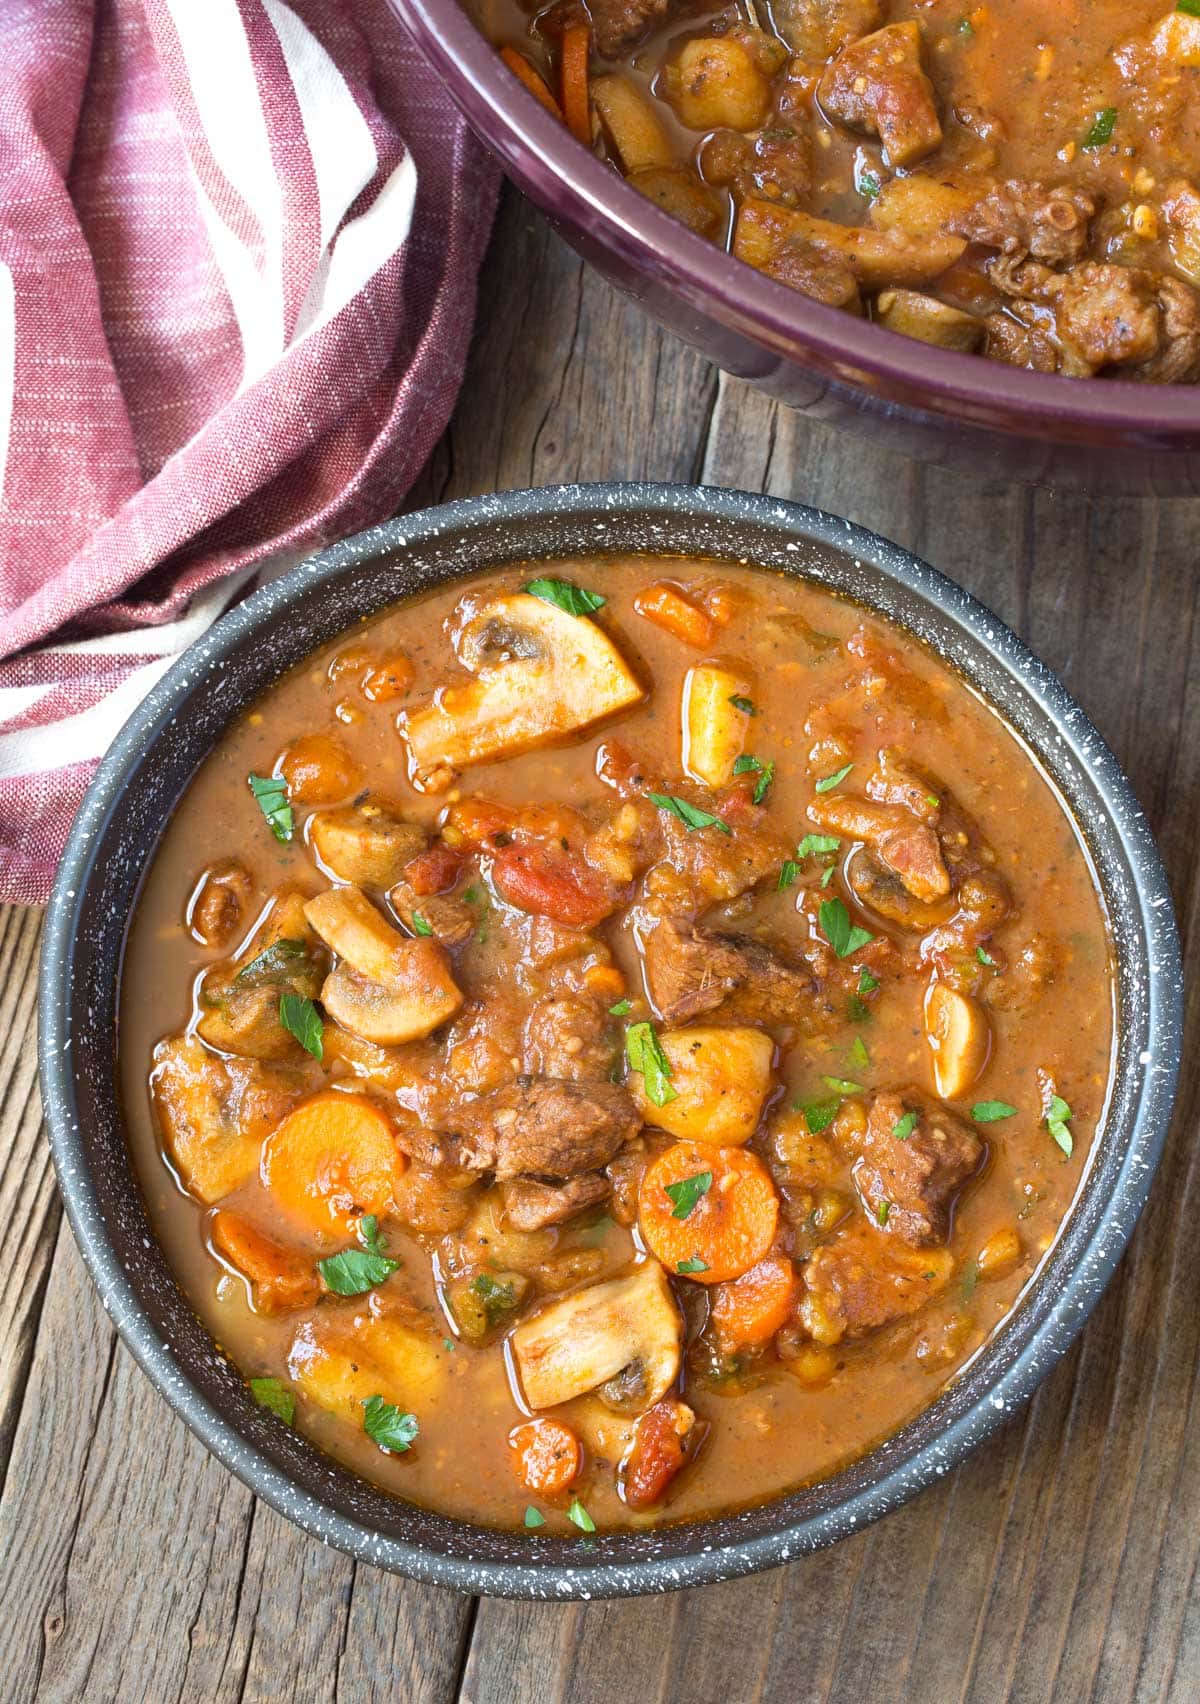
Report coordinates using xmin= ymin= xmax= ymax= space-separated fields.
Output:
xmin=2 ymin=183 xmax=1199 ymax=1702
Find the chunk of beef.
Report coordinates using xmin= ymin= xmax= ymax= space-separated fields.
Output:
xmin=703 ymin=125 xmax=813 ymax=212
xmin=986 ymin=260 xmax=1200 ymax=380
xmin=807 ymin=793 xmax=949 ymax=902
xmin=590 ymin=0 xmax=677 ymax=58
xmin=949 ymin=180 xmax=1094 ymax=266
xmin=850 ymin=1090 xmax=982 ymax=1246
xmin=418 ymin=1078 xmax=641 ymax=1180
xmin=800 ymin=1221 xmax=953 ymax=1345
xmin=389 ymin=881 xmax=476 ymax=947
xmin=984 ymin=307 xmax=1062 ymax=373
xmin=523 ymin=995 xmax=615 ymax=1081
xmin=1053 ymin=263 xmax=1164 ymax=370
xmin=1127 ymin=277 xmax=1200 ymax=383
xmin=818 ymin=22 xmax=942 ymax=168
xmin=761 ymin=241 xmax=862 ymax=309
xmin=644 ymin=793 xmax=790 ymax=911
xmin=502 ymin=1172 xmax=611 ymax=1231
xmin=773 ymin=0 xmax=883 ymax=60
xmin=644 ymin=917 xmax=823 ymax=1028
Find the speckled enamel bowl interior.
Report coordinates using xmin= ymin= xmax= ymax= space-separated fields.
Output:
xmin=39 ymin=484 xmax=1181 ymax=1599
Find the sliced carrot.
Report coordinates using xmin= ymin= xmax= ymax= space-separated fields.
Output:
xmin=633 ymin=582 xmax=716 ymax=649
xmin=278 ymin=733 xmax=361 ymax=804
xmin=709 ymin=1254 xmax=799 ymax=1352
xmin=638 ymin=1142 xmax=778 ymax=1283
xmin=492 ymin=840 xmax=614 ymax=929
xmin=560 ymin=24 xmax=592 ymax=145
xmin=623 ymin=1397 xmax=695 ymax=1509
xmin=500 ymin=47 xmax=564 ymax=121
xmin=261 ymin=1091 xmax=402 ymax=1239
xmin=210 ymin=1210 xmax=320 ymax=1313
xmin=509 ymin=1417 xmax=584 ymax=1496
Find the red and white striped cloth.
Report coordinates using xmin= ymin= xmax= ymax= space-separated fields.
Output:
xmin=0 ymin=0 xmax=499 ymax=903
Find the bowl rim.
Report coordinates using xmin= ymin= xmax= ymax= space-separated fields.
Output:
xmin=389 ymin=0 xmax=1200 ymax=441
xmin=39 ymin=482 xmax=1182 ymax=1598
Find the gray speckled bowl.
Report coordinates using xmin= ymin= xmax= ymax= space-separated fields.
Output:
xmin=39 ymin=484 xmax=1181 ymax=1599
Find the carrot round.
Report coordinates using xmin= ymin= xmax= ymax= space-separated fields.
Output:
xmin=633 ymin=582 xmax=715 ymax=649
xmin=210 ymin=1209 xmax=320 ymax=1314
xmin=500 ymin=47 xmax=564 ymax=121
xmin=560 ymin=24 xmax=592 ymax=145
xmin=509 ymin=1417 xmax=583 ymax=1496
xmin=638 ymin=1142 xmax=778 ymax=1283
xmin=261 ymin=1091 xmax=402 ymax=1238
xmin=709 ymin=1254 xmax=798 ymax=1351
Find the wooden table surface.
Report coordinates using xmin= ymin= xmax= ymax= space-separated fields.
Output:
xmin=3 ymin=186 xmax=1199 ymax=1704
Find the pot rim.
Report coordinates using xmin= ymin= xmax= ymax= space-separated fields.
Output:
xmin=387 ymin=0 xmax=1200 ymax=445
xmin=39 ymin=482 xmax=1182 ymax=1598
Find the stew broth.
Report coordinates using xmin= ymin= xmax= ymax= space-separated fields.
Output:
xmin=120 ymin=556 xmax=1114 ymax=1532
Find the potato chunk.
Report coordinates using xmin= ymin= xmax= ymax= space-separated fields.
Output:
xmin=630 ymin=1025 xmax=774 ymax=1146
xmin=682 ymin=662 xmax=754 ymax=788
xmin=151 ymin=1035 xmax=307 ymax=1204
xmin=591 ymin=76 xmax=675 ymax=172
xmin=1151 ymin=10 xmax=1200 ymax=68
xmin=288 ymin=1311 xmax=447 ymax=1425
xmin=875 ymin=289 xmax=984 ymax=353
xmin=662 ymin=38 xmax=772 ymax=134
xmin=399 ymin=593 xmax=643 ymax=787
xmin=511 ymin=1259 xmax=682 ymax=1412
xmin=735 ymin=199 xmax=965 ymax=289
xmin=924 ymin=982 xmax=990 ymax=1100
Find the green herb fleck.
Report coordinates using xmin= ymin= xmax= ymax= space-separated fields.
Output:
xmin=961 ymin=1259 xmax=979 ymax=1300
xmin=1179 ymin=0 xmax=1200 ymax=15
xmin=524 ymin=1506 xmax=546 ymax=1529
xmin=820 ymin=864 xmax=836 ymax=887
xmin=676 ymin=1255 xmax=710 ymax=1276
xmin=972 ymin=1100 xmax=1017 ymax=1123
xmin=814 ymin=762 xmax=853 ymax=794
xmin=567 ymin=1496 xmax=596 ymax=1533
xmin=850 ymin=1035 xmax=870 ymax=1070
xmin=608 ymin=998 xmax=632 ymax=1016
xmin=471 ymin=1273 xmax=518 ymax=1327
xmin=859 ymin=171 xmax=881 ymax=201
xmin=858 ymin=968 xmax=879 ymax=996
xmin=877 ymin=1200 xmax=891 ymax=1226
xmin=524 ymin=578 xmax=605 ymax=616
xmin=1082 ymin=106 xmax=1117 ymax=149
xmin=626 ymin=1020 xmax=678 ymax=1107
xmin=819 ymin=897 xmax=874 ymax=959
xmin=976 ymin=946 xmax=997 ymax=967
xmin=234 ymin=938 xmax=307 ymax=987
xmin=893 ymin=1110 xmax=919 ymax=1142
xmin=802 ymin=1096 xmax=842 ymax=1134
xmin=823 ymin=1075 xmax=863 ymax=1095
xmin=362 ymin=1395 xmax=419 ymax=1453
xmin=647 ymin=792 xmax=731 ymax=834
xmin=250 ymin=1376 xmax=295 ymax=1424
xmin=318 ymin=1216 xmax=400 ymax=1296
xmin=733 ymin=754 xmax=761 ymax=776
xmin=443 ymin=1338 xmax=456 ymax=1353
xmin=729 ymin=694 xmax=757 ymax=715
xmin=797 ymin=834 xmax=841 ymax=859
xmin=665 ymin=1170 xmax=713 ymax=1220
xmin=248 ymin=773 xmax=293 ymax=842
xmin=1046 ymin=1093 xmax=1074 ymax=1156
xmin=410 ymin=910 xmax=433 ymax=937
xmin=279 ymin=992 xmax=323 ymax=1060
xmin=778 ymin=858 xmax=800 ymax=890
xmin=957 ymin=15 xmax=974 ymax=35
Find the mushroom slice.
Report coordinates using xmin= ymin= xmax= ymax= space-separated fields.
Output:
xmin=629 ymin=1025 xmax=774 ymax=1146
xmin=398 ymin=593 xmax=643 ymax=787
xmin=304 ymin=886 xmax=462 ymax=1045
xmin=511 ymin=1259 xmax=682 ymax=1412
xmin=924 ymin=981 xmax=991 ymax=1100
xmin=309 ymin=796 xmax=426 ymax=888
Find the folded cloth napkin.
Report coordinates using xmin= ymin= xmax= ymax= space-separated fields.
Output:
xmin=0 ymin=0 xmax=498 ymax=904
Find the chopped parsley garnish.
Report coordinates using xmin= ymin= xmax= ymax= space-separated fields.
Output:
xmin=647 ymin=792 xmax=731 ymax=834
xmin=362 ymin=1395 xmax=419 ymax=1453
xmin=471 ymin=1273 xmax=519 ymax=1326
xmin=801 ymin=1096 xmax=842 ymax=1134
xmin=728 ymin=694 xmax=757 ymax=715
xmin=858 ymin=968 xmax=879 ymax=996
xmin=819 ymin=897 xmax=874 ymax=959
xmin=820 ymin=865 xmax=836 ymax=887
xmin=443 ymin=1338 xmax=456 ymax=1353
xmin=733 ymin=754 xmax=760 ymax=775
xmin=797 ymin=834 xmax=841 ymax=859
xmin=608 ymin=998 xmax=632 ymax=1016
xmin=823 ymin=1075 xmax=863 ymax=1095
xmin=850 ymin=1035 xmax=870 ymax=1070
xmin=961 ymin=1259 xmax=979 ymax=1300
xmin=778 ymin=858 xmax=800 ymax=890
xmin=957 ymin=15 xmax=974 ymax=34
xmin=234 ymin=938 xmax=307 ymax=987
xmin=248 ymin=773 xmax=293 ymax=842
xmin=733 ymin=754 xmax=776 ymax=804
xmin=977 ymin=946 xmax=998 ymax=967
xmin=410 ymin=910 xmax=433 ymax=936
xmin=972 ymin=1101 xmax=1017 ymax=1123
xmin=893 ymin=1110 xmax=919 ymax=1142
xmin=665 ymin=1170 xmax=713 ymax=1220
xmin=859 ymin=171 xmax=881 ymax=200
xmin=676 ymin=1255 xmax=710 ymax=1275
xmin=876 ymin=1200 xmax=891 ymax=1227
xmin=524 ymin=1506 xmax=546 ymax=1529
xmin=524 ymin=578 xmax=605 ymax=616
xmin=1046 ymin=1093 xmax=1074 ymax=1156
xmin=318 ymin=1215 xmax=400 ymax=1295
xmin=250 ymin=1376 xmax=295 ymax=1424
xmin=567 ymin=1496 xmax=596 ymax=1533
xmin=1082 ymin=107 xmax=1117 ymax=150
xmin=1180 ymin=0 xmax=1200 ymax=15
xmin=814 ymin=762 xmax=853 ymax=794
xmin=626 ymin=1020 xmax=678 ymax=1107
xmin=279 ymin=992 xmax=323 ymax=1060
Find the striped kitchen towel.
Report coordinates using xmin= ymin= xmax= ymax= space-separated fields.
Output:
xmin=0 ymin=0 xmax=499 ymax=903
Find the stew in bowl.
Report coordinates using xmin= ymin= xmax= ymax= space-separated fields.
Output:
xmin=121 ymin=547 xmax=1116 ymax=1534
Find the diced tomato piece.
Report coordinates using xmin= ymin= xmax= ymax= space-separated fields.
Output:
xmin=623 ymin=1398 xmax=696 ymax=1510
xmin=492 ymin=841 xmax=615 ymax=929
xmin=509 ymin=1418 xmax=583 ymax=1496
xmin=443 ymin=798 xmax=519 ymax=851
xmin=403 ymin=842 xmax=464 ymax=896
xmin=595 ymin=740 xmax=655 ymax=798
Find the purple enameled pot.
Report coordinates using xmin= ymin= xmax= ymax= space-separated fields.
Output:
xmin=387 ymin=0 xmax=1200 ymax=492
